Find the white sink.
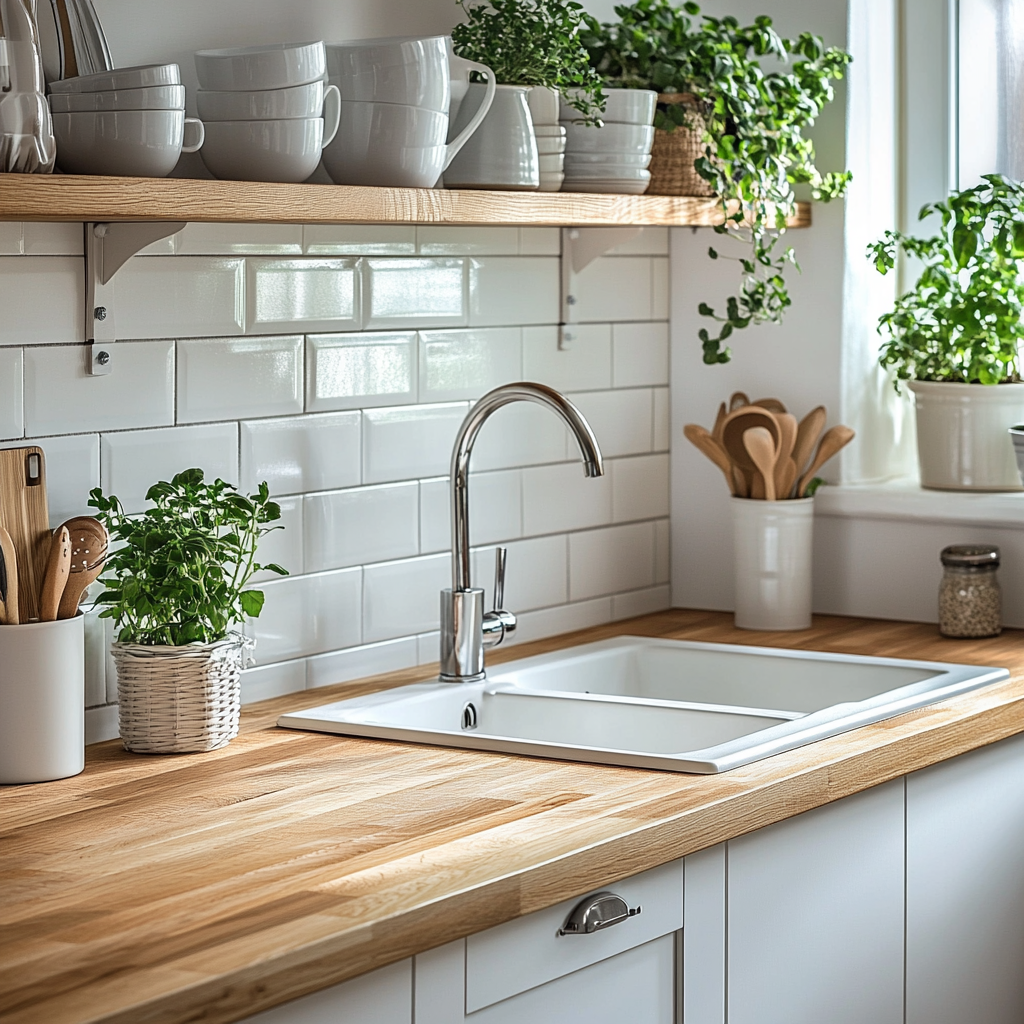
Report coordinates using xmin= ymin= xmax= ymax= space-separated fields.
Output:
xmin=278 ymin=637 xmax=1008 ymax=773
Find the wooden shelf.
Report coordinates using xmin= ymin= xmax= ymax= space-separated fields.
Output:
xmin=0 ymin=173 xmax=812 ymax=227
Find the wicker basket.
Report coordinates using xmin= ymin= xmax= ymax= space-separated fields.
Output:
xmin=647 ymin=93 xmax=715 ymax=197
xmin=113 ymin=635 xmax=252 ymax=754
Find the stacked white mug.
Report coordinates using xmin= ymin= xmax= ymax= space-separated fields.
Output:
xmin=527 ymin=86 xmax=566 ymax=192
xmin=194 ymin=42 xmax=339 ymax=183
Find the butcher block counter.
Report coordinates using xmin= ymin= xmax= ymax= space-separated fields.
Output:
xmin=5 ymin=608 xmax=1024 ymax=1024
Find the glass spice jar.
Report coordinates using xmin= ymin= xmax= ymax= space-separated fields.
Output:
xmin=938 ymin=545 xmax=1002 ymax=638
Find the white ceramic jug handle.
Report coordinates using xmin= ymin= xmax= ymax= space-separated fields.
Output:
xmin=182 ymin=117 xmax=205 ymax=153
xmin=321 ymin=83 xmax=341 ymax=147
xmin=443 ymin=58 xmax=495 ymax=170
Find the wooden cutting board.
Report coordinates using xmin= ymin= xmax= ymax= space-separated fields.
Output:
xmin=0 ymin=446 xmax=50 ymax=622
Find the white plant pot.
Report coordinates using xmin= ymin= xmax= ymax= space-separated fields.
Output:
xmin=909 ymin=380 xmax=1024 ymax=491
xmin=732 ymin=497 xmax=814 ymax=631
xmin=527 ymin=85 xmax=560 ymax=127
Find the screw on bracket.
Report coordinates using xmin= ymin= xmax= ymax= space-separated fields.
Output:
xmin=566 ymin=295 xmax=577 ymax=306
xmin=96 ymin=350 xmax=110 ymax=366
xmin=94 ymin=306 xmax=107 ymax=321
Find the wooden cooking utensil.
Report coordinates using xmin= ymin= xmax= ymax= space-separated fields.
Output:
xmin=743 ymin=426 xmax=778 ymax=501
xmin=797 ymin=425 xmax=856 ymax=497
xmin=0 ymin=447 xmax=49 ymax=622
xmin=0 ymin=525 xmax=18 ymax=625
xmin=792 ymin=406 xmax=827 ymax=479
xmin=711 ymin=401 xmax=728 ymax=443
xmin=39 ymin=527 xmax=71 ymax=622
xmin=56 ymin=517 xmax=108 ymax=620
xmin=774 ymin=412 xmax=798 ymax=499
xmin=728 ymin=391 xmax=751 ymax=412
xmin=720 ymin=406 xmax=781 ymax=475
xmin=684 ymin=424 xmax=738 ymax=495
xmin=751 ymin=397 xmax=788 ymax=415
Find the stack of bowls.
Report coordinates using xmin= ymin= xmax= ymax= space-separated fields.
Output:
xmin=48 ymin=63 xmax=203 ymax=177
xmin=194 ymin=42 xmax=339 ymax=183
xmin=560 ymin=89 xmax=657 ymax=195
xmin=527 ymin=86 xmax=566 ymax=191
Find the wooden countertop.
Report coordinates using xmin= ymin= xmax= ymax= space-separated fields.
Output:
xmin=5 ymin=609 xmax=1024 ymax=1024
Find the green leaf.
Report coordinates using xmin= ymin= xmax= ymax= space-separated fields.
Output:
xmin=239 ymin=589 xmax=265 ymax=618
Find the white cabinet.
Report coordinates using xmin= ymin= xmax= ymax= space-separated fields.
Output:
xmin=906 ymin=731 xmax=1024 ymax=1024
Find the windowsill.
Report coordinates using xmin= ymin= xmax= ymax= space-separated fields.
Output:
xmin=814 ymin=479 xmax=1024 ymax=529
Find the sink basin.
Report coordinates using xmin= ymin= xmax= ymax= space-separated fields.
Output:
xmin=277 ymin=637 xmax=1008 ymax=773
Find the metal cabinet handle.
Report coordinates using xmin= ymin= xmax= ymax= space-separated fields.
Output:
xmin=557 ymin=891 xmax=641 ymax=936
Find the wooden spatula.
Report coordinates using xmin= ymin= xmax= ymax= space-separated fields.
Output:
xmin=0 ymin=525 xmax=18 ymax=625
xmin=56 ymin=517 xmax=108 ymax=620
xmin=0 ymin=447 xmax=49 ymax=622
xmin=39 ymin=527 xmax=71 ymax=622
xmin=684 ymin=423 xmax=738 ymax=495
xmin=797 ymin=426 xmax=856 ymax=497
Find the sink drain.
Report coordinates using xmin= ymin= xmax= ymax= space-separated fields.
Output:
xmin=461 ymin=701 xmax=478 ymax=731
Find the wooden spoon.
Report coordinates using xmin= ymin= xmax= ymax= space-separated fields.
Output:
xmin=0 ymin=525 xmax=18 ymax=625
xmin=743 ymin=426 xmax=778 ymax=501
xmin=728 ymin=391 xmax=751 ymax=412
xmin=797 ymin=425 xmax=856 ymax=497
xmin=684 ymin=423 xmax=737 ymax=495
xmin=773 ymin=412 xmax=798 ymax=499
xmin=56 ymin=517 xmax=108 ymax=620
xmin=721 ymin=406 xmax=780 ymax=468
xmin=751 ymin=397 xmax=788 ymax=415
xmin=711 ymin=401 xmax=727 ymax=444
xmin=792 ymin=406 xmax=827 ymax=479
xmin=39 ymin=527 xmax=71 ymax=622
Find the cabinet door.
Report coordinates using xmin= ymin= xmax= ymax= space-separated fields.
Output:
xmin=726 ymin=780 xmax=905 ymax=1024
xmin=906 ymin=731 xmax=1024 ymax=1024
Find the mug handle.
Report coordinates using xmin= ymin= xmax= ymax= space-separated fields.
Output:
xmin=443 ymin=57 xmax=495 ymax=170
xmin=321 ymin=83 xmax=341 ymax=148
xmin=182 ymin=116 xmax=205 ymax=154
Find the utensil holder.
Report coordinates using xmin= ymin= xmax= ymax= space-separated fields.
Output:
xmin=731 ymin=497 xmax=814 ymax=631
xmin=0 ymin=615 xmax=85 ymax=783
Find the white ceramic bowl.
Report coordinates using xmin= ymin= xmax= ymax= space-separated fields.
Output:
xmin=194 ymin=41 xmax=326 ymax=92
xmin=563 ymin=151 xmax=651 ymax=166
xmin=535 ymin=137 xmax=566 ymax=156
xmin=48 ymin=63 xmax=181 ymax=94
xmin=200 ymin=117 xmax=325 ymax=182
xmin=197 ymin=80 xmax=327 ymax=121
xmin=561 ymin=88 xmax=657 ymax=126
xmin=326 ymin=36 xmax=449 ymax=113
xmin=562 ymin=121 xmax=654 ymax=154
xmin=52 ymin=109 xmax=203 ymax=176
xmin=563 ymin=163 xmax=653 ymax=179
xmin=562 ymin=173 xmax=651 ymax=194
xmin=48 ymin=84 xmax=185 ymax=113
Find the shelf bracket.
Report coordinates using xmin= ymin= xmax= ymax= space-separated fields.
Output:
xmin=559 ymin=226 xmax=642 ymax=349
xmin=85 ymin=221 xmax=185 ymax=375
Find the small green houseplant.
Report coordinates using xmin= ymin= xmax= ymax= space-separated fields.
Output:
xmin=868 ymin=175 xmax=1024 ymax=490
xmin=89 ymin=469 xmax=287 ymax=753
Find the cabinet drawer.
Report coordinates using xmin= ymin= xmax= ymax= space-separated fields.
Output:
xmin=465 ymin=859 xmax=682 ymax=1012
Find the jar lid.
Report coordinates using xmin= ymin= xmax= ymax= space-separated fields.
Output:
xmin=940 ymin=544 xmax=1000 ymax=569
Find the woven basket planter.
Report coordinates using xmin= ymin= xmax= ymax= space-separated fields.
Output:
xmin=647 ymin=93 xmax=715 ymax=197
xmin=113 ymin=635 xmax=252 ymax=754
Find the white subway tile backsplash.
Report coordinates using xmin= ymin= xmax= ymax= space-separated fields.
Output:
xmin=419 ymin=469 xmax=522 ymax=553
xmin=518 ymin=228 xmax=561 ymax=255
xmin=241 ymin=658 xmax=306 ymax=704
xmin=240 ymin=412 xmax=361 ymax=496
xmin=102 ymin=422 xmax=238 ymax=514
xmin=523 ymin=324 xmax=611 ymax=392
xmin=522 ymin=461 xmax=612 ymax=535
xmin=304 ymin=225 xmax=416 ymax=255
xmin=419 ymin=327 xmax=521 ymax=402
xmin=512 ymin=596 xmax=613 ymax=645
xmin=607 ymin=227 xmax=669 ymax=256
xmin=84 ymin=606 xmax=107 ymax=707
xmin=417 ymin=226 xmax=519 ymax=255
xmin=653 ymin=387 xmax=670 ymax=451
xmin=572 ymin=257 xmax=652 ymax=323
xmin=177 ymin=335 xmax=303 ymax=423
xmin=24 ymin=340 xmax=173 ymax=435
xmin=417 ymin=631 xmax=440 ymax=665
xmin=570 ymin=389 xmax=653 ymax=458
xmin=1 ymin=433 xmax=100 ymax=525
xmin=178 ymin=223 xmax=303 ymax=255
xmin=612 ymin=322 xmax=669 ymax=387
xmin=0 ymin=349 xmax=23 ymax=439
xmin=470 ymin=400 xmax=569 ymax=471
xmin=651 ymin=257 xmax=669 ymax=319
xmin=365 ymin=258 xmax=467 ymax=328
xmin=306 ymin=636 xmax=419 ymax=689
xmin=612 ymin=454 xmax=670 ymax=522
xmin=611 ymin=584 xmax=672 ymax=620
xmin=569 ymin=521 xmax=655 ymax=601
xmin=362 ymin=552 xmax=448 ymax=643
xmin=0 ymin=223 xmax=22 ymax=254
xmin=247 ymin=258 xmax=360 ymax=334
xmin=469 ymin=257 xmax=559 ymax=326
xmin=85 ymin=704 xmax=119 ymax=745
xmin=304 ymin=482 xmax=419 ymax=572
xmin=472 ymin=533 xmax=567 ymax=612
xmin=253 ymin=497 xmax=303 ymax=583
xmin=654 ymin=518 xmax=670 ymax=585
xmin=0 ymin=257 xmax=82 ymax=344
xmin=116 ymin=257 xmax=245 ymax=339
xmin=306 ymin=332 xmax=416 ymax=412
xmin=362 ymin=402 xmax=467 ymax=484
xmin=22 ymin=223 xmax=83 ymax=256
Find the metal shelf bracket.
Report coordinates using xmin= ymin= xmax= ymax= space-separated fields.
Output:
xmin=559 ymin=226 xmax=642 ymax=350
xmin=85 ymin=220 xmax=185 ymax=375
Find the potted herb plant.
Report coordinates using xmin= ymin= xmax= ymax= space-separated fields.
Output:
xmin=869 ymin=175 xmax=1024 ymax=491
xmin=582 ymin=1 xmax=852 ymax=365
xmin=89 ymin=469 xmax=287 ymax=754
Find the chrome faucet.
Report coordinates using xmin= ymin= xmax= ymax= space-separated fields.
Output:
xmin=440 ymin=382 xmax=604 ymax=682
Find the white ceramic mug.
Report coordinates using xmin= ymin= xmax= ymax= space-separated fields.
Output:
xmin=200 ymin=113 xmax=335 ymax=182
xmin=197 ymin=80 xmax=333 ymax=122
xmin=194 ymin=42 xmax=326 ymax=92
xmin=327 ymin=35 xmax=450 ymax=111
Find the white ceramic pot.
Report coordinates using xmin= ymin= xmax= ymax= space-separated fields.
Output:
xmin=909 ymin=380 xmax=1024 ymax=491
xmin=201 ymin=116 xmax=331 ymax=182
xmin=0 ymin=615 xmax=84 ymax=783
xmin=445 ymin=83 xmax=538 ymax=190
xmin=528 ymin=85 xmax=560 ymax=126
xmin=561 ymin=87 xmax=657 ymax=126
xmin=538 ymin=171 xmax=564 ymax=192
xmin=732 ymin=497 xmax=814 ymax=631
xmin=194 ymin=41 xmax=326 ymax=92
xmin=197 ymin=80 xmax=331 ymax=121
xmin=562 ymin=120 xmax=654 ymax=154
xmin=48 ymin=62 xmax=180 ymax=94
xmin=48 ymin=83 xmax=185 ymax=112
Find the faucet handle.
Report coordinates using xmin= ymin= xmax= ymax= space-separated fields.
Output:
xmin=492 ymin=547 xmax=507 ymax=611
xmin=482 ymin=546 xmax=516 ymax=649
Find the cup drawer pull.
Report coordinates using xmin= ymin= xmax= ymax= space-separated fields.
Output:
xmin=557 ymin=892 xmax=641 ymax=936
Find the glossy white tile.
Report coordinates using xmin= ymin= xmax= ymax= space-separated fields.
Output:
xmin=306 ymin=636 xmax=419 ymax=689
xmin=469 ymin=400 xmax=569 ymax=471
xmin=178 ymin=223 xmax=303 ymax=255
xmin=240 ymin=411 xmax=361 ymax=496
xmin=417 ymin=226 xmax=519 ymax=255
xmin=241 ymin=658 xmax=306 ymax=704
xmin=101 ymin=423 xmax=238 ymax=514
xmin=469 ymin=257 xmax=559 ymax=326
xmin=116 ymin=256 xmax=244 ymax=339
xmin=0 ymin=223 xmax=22 ymax=254
xmin=417 ymin=631 xmax=440 ymax=665
xmin=569 ymin=521 xmax=655 ymax=601
xmin=523 ymin=323 xmax=611 ymax=392
xmin=245 ymin=567 xmax=362 ymax=662
xmin=0 ymin=433 xmax=100 ymax=526
xmin=571 ymin=257 xmax=652 ymax=323
xmin=0 ymin=257 xmax=82 ymax=344
xmin=85 ymin=705 xmax=119 ymax=745
xmin=471 ymin=533 xmax=567 ymax=612
xmin=22 ymin=223 xmax=83 ymax=256
xmin=518 ymin=228 xmax=560 ymax=255
xmin=612 ymin=453 xmax=670 ymax=522
xmin=419 ymin=469 xmax=522 ymax=553
xmin=362 ymin=402 xmax=468 ymax=484
xmin=521 ymin=461 xmax=612 ymax=535
xmin=252 ymin=497 xmax=303 ymax=583
xmin=651 ymin=256 xmax=669 ymax=319
xmin=306 ymin=332 xmax=416 ymax=412
xmin=569 ymin=388 xmax=652 ymax=458
xmin=362 ymin=552 xmax=448 ymax=643
xmin=0 ymin=349 xmax=23 ymax=439
xmin=653 ymin=386 xmax=670 ymax=451
xmin=247 ymin=258 xmax=360 ymax=334
xmin=365 ymin=258 xmax=467 ymax=329
xmin=304 ymin=482 xmax=419 ymax=572
xmin=419 ymin=327 xmax=521 ymax=402
xmin=304 ymin=224 xmax=416 ymax=255
xmin=83 ymin=606 xmax=107 ymax=708
xmin=607 ymin=227 xmax=669 ymax=255
xmin=511 ymin=596 xmax=613 ymax=645
xmin=611 ymin=584 xmax=671 ymax=620
xmin=177 ymin=335 xmax=303 ymax=423
xmin=654 ymin=518 xmax=670 ymax=585
xmin=612 ymin=322 xmax=669 ymax=387
xmin=24 ymin=340 xmax=173 ymax=435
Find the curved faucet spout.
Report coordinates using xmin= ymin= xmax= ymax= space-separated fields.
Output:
xmin=450 ymin=382 xmax=604 ymax=592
